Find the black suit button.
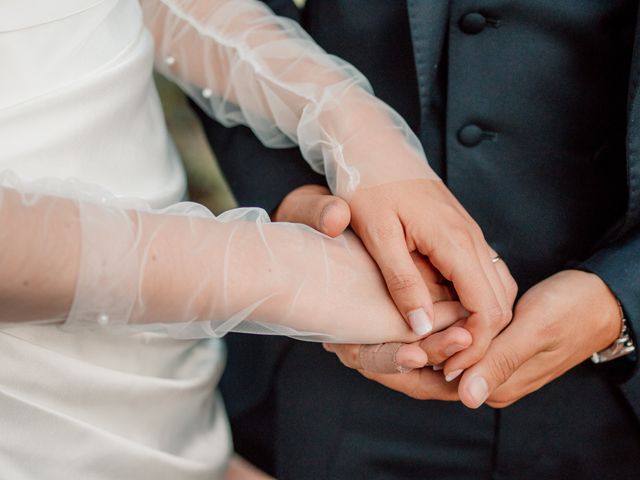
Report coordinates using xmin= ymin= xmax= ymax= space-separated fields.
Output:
xmin=459 ymin=12 xmax=487 ymax=34
xmin=458 ymin=124 xmax=483 ymax=146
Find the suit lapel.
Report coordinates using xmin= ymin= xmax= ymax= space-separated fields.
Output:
xmin=406 ymin=0 xmax=450 ymax=175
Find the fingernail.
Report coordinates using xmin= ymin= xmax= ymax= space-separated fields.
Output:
xmin=432 ymin=364 xmax=444 ymax=371
xmin=466 ymin=375 xmax=489 ymax=407
xmin=445 ymin=344 xmax=466 ymax=357
xmin=407 ymin=308 xmax=432 ymax=336
xmin=445 ymin=369 xmax=463 ymax=382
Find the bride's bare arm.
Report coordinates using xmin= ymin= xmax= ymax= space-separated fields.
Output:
xmin=0 ymin=176 xmax=464 ymax=343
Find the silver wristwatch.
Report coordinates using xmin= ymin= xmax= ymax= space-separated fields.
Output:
xmin=591 ymin=304 xmax=636 ymax=364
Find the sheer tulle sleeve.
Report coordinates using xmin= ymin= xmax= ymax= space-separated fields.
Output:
xmin=141 ymin=0 xmax=438 ymax=197
xmin=0 ymin=173 xmax=427 ymax=344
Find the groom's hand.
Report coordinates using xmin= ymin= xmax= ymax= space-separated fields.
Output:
xmin=276 ymin=182 xmax=518 ymax=374
xmin=274 ymin=184 xmax=351 ymax=238
xmin=274 ymin=184 xmax=472 ymax=372
xmin=347 ymin=180 xmax=518 ymax=372
xmin=455 ymin=269 xmax=622 ymax=408
xmin=331 ymin=270 xmax=623 ymax=408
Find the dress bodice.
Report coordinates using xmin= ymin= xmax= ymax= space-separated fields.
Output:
xmin=0 ymin=0 xmax=186 ymax=207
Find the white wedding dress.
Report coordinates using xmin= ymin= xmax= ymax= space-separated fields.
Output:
xmin=0 ymin=1 xmax=231 ymax=478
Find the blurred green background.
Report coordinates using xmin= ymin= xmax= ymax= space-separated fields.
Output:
xmin=155 ymin=75 xmax=237 ymax=214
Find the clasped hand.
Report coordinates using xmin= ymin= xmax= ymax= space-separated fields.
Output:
xmin=275 ymin=184 xmax=622 ymax=409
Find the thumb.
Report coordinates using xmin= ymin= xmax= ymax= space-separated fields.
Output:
xmin=274 ymin=184 xmax=350 ymax=237
xmin=456 ymin=321 xmax=537 ymax=409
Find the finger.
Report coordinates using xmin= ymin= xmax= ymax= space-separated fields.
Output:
xmin=358 ymin=367 xmax=460 ymax=401
xmin=442 ymin=245 xmax=520 ymax=376
xmin=323 ymin=342 xmax=428 ymax=373
xmin=274 ymin=184 xmax=350 ymax=237
xmin=492 ymin=252 xmax=518 ymax=307
xmin=418 ymin=325 xmax=472 ymax=367
xmin=456 ymin=320 xmax=539 ymax=409
xmin=431 ymin=301 xmax=469 ymax=332
xmin=443 ymin=243 xmax=513 ymax=371
xmin=412 ymin=252 xmax=456 ymax=302
xmin=486 ymin=353 xmax=556 ymax=408
xmin=324 ymin=301 xmax=467 ymax=374
xmin=428 ymin=283 xmax=455 ymax=303
xmin=483 ymin=246 xmax=518 ymax=311
xmin=426 ymin=242 xmax=508 ymax=373
xmin=411 ymin=251 xmax=446 ymax=284
xmin=274 ymin=184 xmax=330 ymax=220
xmin=360 ymin=217 xmax=435 ymax=336
xmin=475 ymin=243 xmax=510 ymax=317
xmin=432 ymin=272 xmax=505 ymax=375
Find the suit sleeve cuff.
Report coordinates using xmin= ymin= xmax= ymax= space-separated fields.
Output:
xmin=578 ymin=228 xmax=640 ymax=390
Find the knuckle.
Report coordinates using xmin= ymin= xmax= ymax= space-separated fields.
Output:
xmin=336 ymin=346 xmax=361 ymax=370
xmin=347 ymin=347 xmax=360 ymax=368
xmin=364 ymin=221 xmax=398 ymax=245
xmin=491 ymin=302 xmax=513 ymax=327
xmin=535 ymin=319 xmax=562 ymax=350
xmin=485 ymin=303 xmax=508 ymax=325
xmin=429 ymin=351 xmax=446 ymax=366
xmin=386 ymin=273 xmax=420 ymax=295
xmin=502 ymin=307 xmax=514 ymax=326
xmin=468 ymin=221 xmax=485 ymax=240
xmin=486 ymin=348 xmax=520 ymax=385
xmin=451 ymin=227 xmax=475 ymax=251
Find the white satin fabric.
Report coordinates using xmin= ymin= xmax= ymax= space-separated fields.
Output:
xmin=0 ymin=0 xmax=231 ymax=477
xmin=0 ymin=0 xmax=185 ymax=207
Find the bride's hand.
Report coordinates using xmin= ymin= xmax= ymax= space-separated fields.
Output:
xmin=0 ymin=175 xmax=465 ymax=345
xmin=251 ymin=216 xmax=468 ymax=345
xmin=274 ymin=184 xmax=472 ymax=370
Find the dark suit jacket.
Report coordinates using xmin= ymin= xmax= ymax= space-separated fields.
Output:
xmin=192 ymin=0 xmax=640 ymax=473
